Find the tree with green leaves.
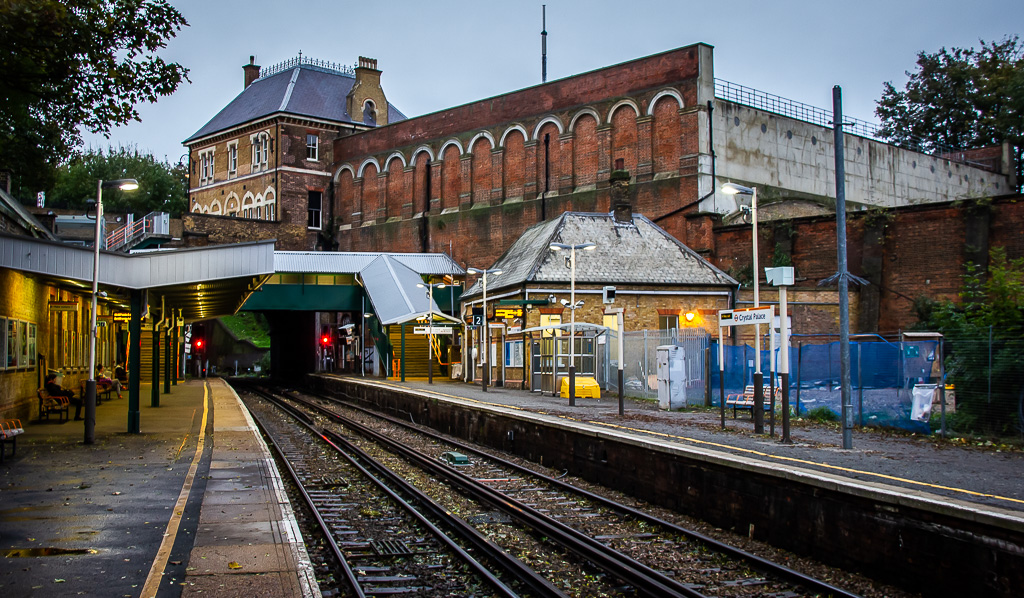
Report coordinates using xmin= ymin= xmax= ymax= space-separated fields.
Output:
xmin=876 ymin=36 xmax=1023 ymax=188
xmin=0 ymin=0 xmax=188 ymax=196
xmin=48 ymin=147 xmax=188 ymax=217
xmin=915 ymin=248 xmax=1024 ymax=438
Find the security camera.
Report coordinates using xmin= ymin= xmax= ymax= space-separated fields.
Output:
xmin=565 ymin=256 xmax=572 ymax=268
xmin=548 ymin=295 xmax=556 ymax=304
xmin=560 ymin=298 xmax=570 ymax=307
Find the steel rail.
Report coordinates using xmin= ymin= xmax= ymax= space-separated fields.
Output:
xmin=278 ymin=387 xmax=706 ymax=598
xmin=246 ymin=405 xmax=366 ymax=598
xmin=245 ymin=384 xmax=563 ymax=598
xmin=319 ymin=388 xmax=863 ymax=598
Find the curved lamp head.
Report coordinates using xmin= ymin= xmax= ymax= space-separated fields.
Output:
xmin=721 ymin=182 xmax=754 ymax=196
xmin=102 ymin=178 xmax=140 ymax=191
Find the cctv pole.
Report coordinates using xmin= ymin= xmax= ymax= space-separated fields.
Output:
xmin=780 ymin=283 xmax=792 ymax=443
xmin=751 ymin=187 xmax=764 ymax=434
xmin=569 ymin=245 xmax=577 ymax=407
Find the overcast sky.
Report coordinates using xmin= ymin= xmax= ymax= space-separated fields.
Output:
xmin=84 ymin=0 xmax=1024 ymax=164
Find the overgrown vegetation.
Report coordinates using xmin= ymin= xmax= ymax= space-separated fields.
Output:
xmin=804 ymin=406 xmax=840 ymax=423
xmin=219 ymin=313 xmax=271 ymax=349
xmin=915 ymin=248 xmax=1024 ymax=438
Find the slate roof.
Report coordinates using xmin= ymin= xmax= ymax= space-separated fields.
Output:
xmin=185 ymin=63 xmax=407 ymax=143
xmin=463 ymin=212 xmax=737 ymax=298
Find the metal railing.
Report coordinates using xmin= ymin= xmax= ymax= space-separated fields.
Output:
xmin=714 ymin=78 xmax=992 ymax=170
xmin=257 ymin=55 xmax=355 ymax=81
xmin=106 ymin=212 xmax=169 ymax=251
xmin=714 ymin=79 xmax=880 ymax=138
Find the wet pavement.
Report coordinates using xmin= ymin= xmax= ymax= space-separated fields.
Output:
xmin=0 ymin=379 xmax=317 ymax=598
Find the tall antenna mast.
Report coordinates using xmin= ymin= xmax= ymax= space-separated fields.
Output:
xmin=541 ymin=5 xmax=547 ymax=83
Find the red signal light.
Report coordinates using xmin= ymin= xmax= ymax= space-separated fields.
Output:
xmin=321 ymin=335 xmax=331 ymax=346
xmin=195 ymin=339 xmax=204 ymax=349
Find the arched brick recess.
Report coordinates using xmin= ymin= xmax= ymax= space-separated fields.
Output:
xmin=386 ymin=156 xmax=405 ymax=218
xmin=536 ymin=121 xmax=561 ymax=196
xmin=442 ymin=144 xmax=461 ymax=211
xmin=653 ymin=96 xmax=683 ymax=174
xmin=573 ymin=114 xmax=599 ymax=188
xmin=361 ymin=162 xmax=380 ymax=221
xmin=503 ymin=129 xmax=527 ymax=200
xmin=611 ymin=105 xmax=638 ymax=174
xmin=413 ymin=152 xmax=430 ymax=215
xmin=471 ymin=136 xmax=492 ymax=205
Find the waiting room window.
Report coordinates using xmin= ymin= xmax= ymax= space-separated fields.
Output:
xmin=658 ymin=314 xmax=679 ymax=331
xmin=306 ymin=134 xmax=318 ymax=161
xmin=307 ymin=191 xmax=322 ymax=229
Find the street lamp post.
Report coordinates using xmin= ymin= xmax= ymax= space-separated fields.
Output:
xmin=86 ymin=178 xmax=138 ymax=445
xmin=417 ymin=282 xmax=447 ymax=384
xmin=467 ymin=268 xmax=501 ymax=392
xmin=722 ymin=183 xmax=764 ymax=433
xmin=549 ymin=242 xmax=596 ymax=406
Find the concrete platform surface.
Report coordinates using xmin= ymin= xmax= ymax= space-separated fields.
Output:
xmin=0 ymin=379 xmax=319 ymax=598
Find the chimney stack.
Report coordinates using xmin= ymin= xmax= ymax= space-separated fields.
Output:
xmin=243 ymin=55 xmax=260 ymax=89
xmin=610 ymin=167 xmax=632 ymax=224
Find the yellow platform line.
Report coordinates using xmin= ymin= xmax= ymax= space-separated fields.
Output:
xmin=363 ymin=379 xmax=1024 ymax=508
xmin=140 ymin=382 xmax=210 ymax=598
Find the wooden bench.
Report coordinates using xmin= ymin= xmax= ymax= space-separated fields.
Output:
xmin=79 ymin=381 xmax=114 ymax=404
xmin=37 ymin=388 xmax=70 ymax=422
xmin=1 ymin=419 xmax=24 ymax=461
xmin=725 ymin=385 xmax=779 ymax=419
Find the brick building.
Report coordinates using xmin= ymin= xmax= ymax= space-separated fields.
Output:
xmin=184 ymin=55 xmax=405 ymax=250
xmin=183 ymin=44 xmax=1017 ymax=334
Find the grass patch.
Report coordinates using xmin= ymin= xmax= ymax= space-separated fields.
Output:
xmin=219 ymin=313 xmax=271 ymax=348
xmin=804 ymin=406 xmax=840 ymax=423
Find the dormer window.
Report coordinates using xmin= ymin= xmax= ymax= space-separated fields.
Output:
xmin=363 ymin=101 xmax=376 ymax=126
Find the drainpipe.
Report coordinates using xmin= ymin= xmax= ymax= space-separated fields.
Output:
xmin=653 ymin=100 xmax=717 ymax=223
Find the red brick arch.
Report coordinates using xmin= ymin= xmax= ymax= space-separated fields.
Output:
xmin=536 ymin=122 xmax=561 ymax=195
xmin=471 ymin=136 xmax=492 ymax=204
xmin=336 ymin=169 xmax=354 ymax=223
xmin=572 ymin=114 xmax=599 ymax=188
xmin=386 ymin=156 xmax=406 ymax=218
xmin=610 ymin=104 xmax=639 ymax=174
xmin=653 ymin=96 xmax=683 ymax=174
xmin=361 ymin=162 xmax=380 ymax=221
xmin=441 ymin=143 xmax=462 ymax=211
xmin=502 ymin=129 xmax=527 ymax=199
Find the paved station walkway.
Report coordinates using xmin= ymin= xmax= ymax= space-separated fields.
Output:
xmin=0 ymin=379 xmax=318 ymax=598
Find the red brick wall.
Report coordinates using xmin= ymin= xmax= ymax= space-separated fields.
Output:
xmin=335 ymin=44 xmax=705 ymax=162
xmin=710 ymin=197 xmax=1024 ymax=334
xmin=442 ymin=145 xmax=460 ymax=211
xmin=573 ymin=115 xmax=599 ymax=187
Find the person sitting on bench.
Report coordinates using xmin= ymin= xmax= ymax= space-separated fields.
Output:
xmin=96 ymin=365 xmax=123 ymax=399
xmin=45 ymin=373 xmax=82 ymax=421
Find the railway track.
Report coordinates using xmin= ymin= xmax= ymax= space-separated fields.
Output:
xmin=239 ymin=380 xmax=862 ymax=597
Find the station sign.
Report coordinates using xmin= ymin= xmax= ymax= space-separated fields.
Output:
xmin=413 ymin=326 xmax=453 ymax=335
xmin=48 ymin=301 xmax=79 ymax=312
xmin=113 ymin=312 xmax=131 ymax=323
xmin=717 ymin=306 xmax=774 ymax=327
xmin=495 ymin=308 xmax=523 ymax=318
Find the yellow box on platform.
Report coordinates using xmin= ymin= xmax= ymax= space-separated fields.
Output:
xmin=560 ymin=376 xmax=601 ymax=399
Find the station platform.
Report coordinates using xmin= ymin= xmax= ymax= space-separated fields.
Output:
xmin=323 ymin=375 xmax=1024 ymax=515
xmin=0 ymin=378 xmax=318 ymax=598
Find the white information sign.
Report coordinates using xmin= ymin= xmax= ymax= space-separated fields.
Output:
xmin=413 ymin=326 xmax=453 ymax=335
xmin=717 ymin=307 xmax=774 ymax=327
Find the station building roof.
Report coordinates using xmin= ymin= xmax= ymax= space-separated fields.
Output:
xmin=463 ymin=211 xmax=738 ymax=299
